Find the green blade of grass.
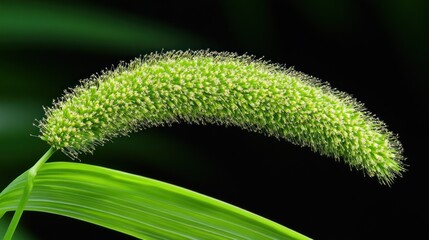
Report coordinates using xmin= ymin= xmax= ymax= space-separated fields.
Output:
xmin=0 ymin=162 xmax=310 ymax=239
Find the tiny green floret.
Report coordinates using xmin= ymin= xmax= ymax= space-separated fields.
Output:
xmin=38 ymin=50 xmax=404 ymax=185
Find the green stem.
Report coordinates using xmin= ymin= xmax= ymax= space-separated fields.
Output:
xmin=3 ymin=147 xmax=56 ymax=240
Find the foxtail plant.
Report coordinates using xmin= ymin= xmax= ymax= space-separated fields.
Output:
xmin=39 ymin=50 xmax=404 ymax=183
xmin=2 ymin=50 xmax=404 ymax=239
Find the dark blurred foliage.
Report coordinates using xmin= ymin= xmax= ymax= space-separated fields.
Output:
xmin=0 ymin=0 xmax=427 ymax=239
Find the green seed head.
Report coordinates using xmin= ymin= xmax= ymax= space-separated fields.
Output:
xmin=38 ymin=50 xmax=404 ymax=185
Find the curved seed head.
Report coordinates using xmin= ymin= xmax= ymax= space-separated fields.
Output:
xmin=37 ymin=50 xmax=405 ymax=185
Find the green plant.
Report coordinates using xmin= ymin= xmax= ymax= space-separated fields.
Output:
xmin=0 ymin=50 xmax=404 ymax=239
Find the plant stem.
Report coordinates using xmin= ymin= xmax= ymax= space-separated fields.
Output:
xmin=3 ymin=147 xmax=56 ymax=240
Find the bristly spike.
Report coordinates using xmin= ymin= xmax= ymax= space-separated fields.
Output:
xmin=38 ymin=50 xmax=405 ymax=185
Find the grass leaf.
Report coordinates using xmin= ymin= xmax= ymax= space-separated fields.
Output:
xmin=0 ymin=162 xmax=310 ymax=239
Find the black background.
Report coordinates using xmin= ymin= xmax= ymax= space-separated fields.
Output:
xmin=1 ymin=0 xmax=428 ymax=239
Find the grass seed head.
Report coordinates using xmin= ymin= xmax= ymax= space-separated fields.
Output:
xmin=38 ymin=50 xmax=405 ymax=185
